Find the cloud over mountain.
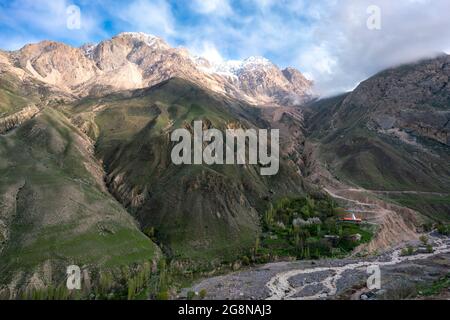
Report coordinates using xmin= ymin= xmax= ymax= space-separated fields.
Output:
xmin=1 ymin=0 xmax=449 ymax=96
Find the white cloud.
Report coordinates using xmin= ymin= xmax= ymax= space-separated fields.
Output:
xmin=191 ymin=0 xmax=232 ymax=16
xmin=179 ymin=0 xmax=450 ymax=96
xmin=178 ymin=0 xmax=318 ymax=65
xmin=192 ymin=42 xmax=224 ymax=64
xmin=299 ymin=45 xmax=337 ymax=77
xmin=117 ymin=0 xmax=175 ymax=38
xmin=294 ymin=0 xmax=450 ymax=95
xmin=0 ymin=0 xmax=105 ymax=48
xmin=2 ymin=0 xmax=449 ymax=97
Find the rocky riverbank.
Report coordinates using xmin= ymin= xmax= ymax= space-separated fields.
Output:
xmin=181 ymin=234 xmax=450 ymax=300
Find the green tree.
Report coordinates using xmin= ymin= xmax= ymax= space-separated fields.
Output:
xmin=419 ymin=235 xmax=429 ymax=246
xmin=199 ymin=289 xmax=207 ymax=299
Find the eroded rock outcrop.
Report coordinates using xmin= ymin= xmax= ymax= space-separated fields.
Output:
xmin=0 ymin=105 xmax=40 ymax=134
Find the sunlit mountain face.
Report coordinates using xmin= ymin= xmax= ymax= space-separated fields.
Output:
xmin=0 ymin=0 xmax=449 ymax=302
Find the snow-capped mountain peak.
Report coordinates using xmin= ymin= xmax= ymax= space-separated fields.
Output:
xmin=240 ymin=56 xmax=273 ymax=68
xmin=80 ymin=43 xmax=97 ymax=59
xmin=211 ymin=56 xmax=274 ymax=77
xmin=114 ymin=32 xmax=169 ymax=50
xmin=11 ymin=33 xmax=313 ymax=106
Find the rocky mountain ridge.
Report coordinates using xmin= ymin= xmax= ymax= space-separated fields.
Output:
xmin=4 ymin=32 xmax=313 ymax=106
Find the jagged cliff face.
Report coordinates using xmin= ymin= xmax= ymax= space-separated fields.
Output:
xmin=5 ymin=32 xmax=313 ymax=106
xmin=13 ymin=41 xmax=99 ymax=90
xmin=209 ymin=57 xmax=313 ymax=105
xmin=0 ymin=47 xmax=75 ymax=114
xmin=306 ymin=55 xmax=450 ymax=222
xmin=343 ymin=54 xmax=450 ymax=146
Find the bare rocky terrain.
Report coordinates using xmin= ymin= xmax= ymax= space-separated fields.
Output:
xmin=5 ymin=32 xmax=313 ymax=107
xmin=183 ymin=233 xmax=450 ymax=300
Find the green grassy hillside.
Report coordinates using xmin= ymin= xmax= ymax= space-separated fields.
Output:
xmin=67 ymin=78 xmax=305 ymax=268
xmin=0 ymin=108 xmax=160 ymax=296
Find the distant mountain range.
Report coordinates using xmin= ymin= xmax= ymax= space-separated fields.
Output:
xmin=0 ymin=33 xmax=449 ymax=299
xmin=2 ymin=32 xmax=313 ymax=106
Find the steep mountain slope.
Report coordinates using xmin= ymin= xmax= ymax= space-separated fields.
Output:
xmin=0 ymin=70 xmax=160 ymax=297
xmin=0 ymin=54 xmax=66 ymax=116
xmin=66 ymin=78 xmax=306 ymax=267
xmin=0 ymin=47 xmax=73 ymax=134
xmin=306 ymin=55 xmax=450 ymax=222
xmin=0 ymin=34 xmax=311 ymax=294
xmin=8 ymin=32 xmax=313 ymax=106
xmin=209 ymin=57 xmax=313 ymax=105
xmin=14 ymin=41 xmax=98 ymax=92
xmin=2 ymin=33 xmax=450 ymax=299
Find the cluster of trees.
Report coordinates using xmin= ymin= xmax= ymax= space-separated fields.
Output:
xmin=263 ymin=196 xmax=339 ymax=228
xmin=19 ymin=284 xmax=73 ymax=300
xmin=127 ymin=262 xmax=153 ymax=300
xmin=437 ymin=224 xmax=450 ymax=236
xmin=256 ymin=195 xmax=371 ymax=260
xmin=18 ymin=260 xmax=166 ymax=301
xmin=422 ymin=222 xmax=450 ymax=236
xmin=90 ymin=260 xmax=168 ymax=300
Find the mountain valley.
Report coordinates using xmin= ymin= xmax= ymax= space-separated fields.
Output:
xmin=0 ymin=33 xmax=449 ymax=300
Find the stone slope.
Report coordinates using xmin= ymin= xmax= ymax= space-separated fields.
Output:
xmin=5 ymin=33 xmax=313 ymax=106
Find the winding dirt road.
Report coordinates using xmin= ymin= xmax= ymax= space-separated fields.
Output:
xmin=264 ymin=187 xmax=449 ymax=300
xmin=324 ymin=187 xmax=421 ymax=253
xmin=184 ymin=187 xmax=449 ymax=301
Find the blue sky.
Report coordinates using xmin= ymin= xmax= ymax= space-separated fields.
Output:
xmin=0 ymin=0 xmax=449 ymax=95
xmin=0 ymin=0 xmax=322 ymax=62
